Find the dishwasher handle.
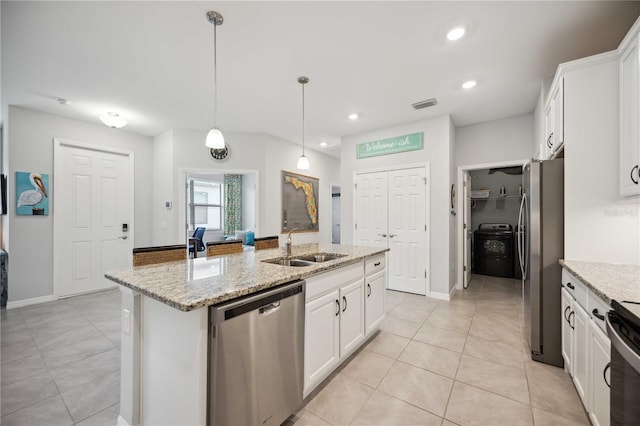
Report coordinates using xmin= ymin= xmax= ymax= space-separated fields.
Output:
xmin=210 ymin=280 xmax=304 ymax=324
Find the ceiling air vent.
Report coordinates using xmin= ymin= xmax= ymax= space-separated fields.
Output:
xmin=412 ymin=98 xmax=438 ymax=110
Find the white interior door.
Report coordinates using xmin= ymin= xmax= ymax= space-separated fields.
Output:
xmin=354 ymin=172 xmax=388 ymax=247
xmin=387 ymin=168 xmax=427 ymax=295
xmin=54 ymin=140 xmax=133 ymax=297
xmin=463 ymin=173 xmax=472 ymax=287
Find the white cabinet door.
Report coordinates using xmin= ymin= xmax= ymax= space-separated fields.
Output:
xmin=552 ymin=77 xmax=564 ymax=151
xmin=339 ymin=279 xmax=365 ymax=357
xmin=573 ymin=302 xmax=590 ymax=406
xmin=561 ymin=287 xmax=574 ymax=374
xmin=589 ymin=320 xmax=611 ymax=426
xmin=365 ymin=270 xmax=385 ymax=335
xmin=620 ymin=34 xmax=640 ymax=197
xmin=304 ymin=290 xmax=340 ymax=395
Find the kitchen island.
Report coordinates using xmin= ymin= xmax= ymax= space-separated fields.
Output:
xmin=106 ymin=243 xmax=388 ymax=426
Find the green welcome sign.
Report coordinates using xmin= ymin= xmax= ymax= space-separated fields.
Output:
xmin=356 ymin=132 xmax=424 ymax=159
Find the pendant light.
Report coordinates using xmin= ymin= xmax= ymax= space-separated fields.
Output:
xmin=205 ymin=11 xmax=225 ymax=150
xmin=297 ymin=76 xmax=310 ymax=170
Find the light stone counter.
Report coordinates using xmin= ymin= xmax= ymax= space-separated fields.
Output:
xmin=559 ymin=259 xmax=640 ymax=304
xmin=106 ymin=243 xmax=388 ymax=312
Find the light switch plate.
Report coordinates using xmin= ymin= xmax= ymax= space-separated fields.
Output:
xmin=122 ymin=308 xmax=131 ymax=335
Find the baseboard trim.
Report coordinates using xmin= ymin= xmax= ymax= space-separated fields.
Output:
xmin=428 ymin=290 xmax=451 ymax=301
xmin=6 ymin=294 xmax=58 ymax=309
xmin=116 ymin=415 xmax=131 ymax=426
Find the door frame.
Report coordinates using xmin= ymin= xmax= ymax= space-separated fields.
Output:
xmin=53 ymin=137 xmax=135 ymax=298
xmin=177 ymin=168 xmax=260 ymax=244
xmin=330 ymin=183 xmax=341 ymax=244
xmin=353 ymin=162 xmax=430 ymax=295
xmin=456 ymin=159 xmax=528 ymax=291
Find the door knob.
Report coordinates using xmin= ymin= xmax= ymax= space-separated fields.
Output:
xmin=389 ymin=234 xmax=397 ymax=238
xmin=378 ymin=233 xmax=387 ymax=238
xmin=119 ymin=235 xmax=128 ymax=240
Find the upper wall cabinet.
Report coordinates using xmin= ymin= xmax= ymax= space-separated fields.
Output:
xmin=541 ymin=77 xmax=564 ymax=161
xmin=620 ymin=30 xmax=640 ymax=197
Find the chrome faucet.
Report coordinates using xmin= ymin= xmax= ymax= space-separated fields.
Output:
xmin=285 ymin=228 xmax=298 ymax=258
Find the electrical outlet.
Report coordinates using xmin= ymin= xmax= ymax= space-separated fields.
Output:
xmin=122 ymin=309 xmax=131 ymax=335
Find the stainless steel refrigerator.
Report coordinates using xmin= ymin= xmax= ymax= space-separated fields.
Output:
xmin=518 ymin=158 xmax=564 ymax=367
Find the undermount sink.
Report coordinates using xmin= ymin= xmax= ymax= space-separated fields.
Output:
xmin=295 ymin=253 xmax=348 ymax=263
xmin=262 ymin=258 xmax=315 ymax=267
xmin=262 ymin=253 xmax=347 ymax=267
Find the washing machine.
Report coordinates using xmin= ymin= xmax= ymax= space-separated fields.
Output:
xmin=472 ymin=223 xmax=514 ymax=278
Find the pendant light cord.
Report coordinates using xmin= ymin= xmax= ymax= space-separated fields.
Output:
xmin=213 ymin=22 xmax=218 ymax=129
xmin=301 ymin=82 xmax=305 ymax=155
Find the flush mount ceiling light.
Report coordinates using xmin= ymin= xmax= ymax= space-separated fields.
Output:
xmin=348 ymin=113 xmax=359 ymax=120
xmin=320 ymin=141 xmax=328 ymax=147
xmin=205 ymin=10 xmax=226 ymax=150
xmin=462 ymin=80 xmax=477 ymax=89
xmin=447 ymin=26 xmax=466 ymax=41
xmin=99 ymin=112 xmax=127 ymax=129
xmin=297 ymin=76 xmax=310 ymax=170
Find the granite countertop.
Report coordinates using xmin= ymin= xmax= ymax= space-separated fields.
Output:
xmin=106 ymin=243 xmax=388 ymax=312
xmin=559 ymin=260 xmax=640 ymax=304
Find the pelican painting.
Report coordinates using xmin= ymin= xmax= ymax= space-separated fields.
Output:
xmin=16 ymin=171 xmax=49 ymax=216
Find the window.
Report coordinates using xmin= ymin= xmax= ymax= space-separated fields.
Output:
xmin=189 ymin=180 xmax=223 ymax=230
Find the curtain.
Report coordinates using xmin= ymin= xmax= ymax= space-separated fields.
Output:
xmin=224 ymin=174 xmax=242 ymax=235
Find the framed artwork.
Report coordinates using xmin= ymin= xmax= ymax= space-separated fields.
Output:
xmin=281 ymin=170 xmax=319 ymax=232
xmin=16 ymin=171 xmax=49 ymax=216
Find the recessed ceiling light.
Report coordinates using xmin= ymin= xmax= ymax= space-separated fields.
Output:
xmin=447 ymin=26 xmax=466 ymax=41
xmin=320 ymin=141 xmax=328 ymax=147
xmin=462 ymin=80 xmax=477 ymax=90
xmin=99 ymin=112 xmax=128 ymax=129
xmin=348 ymin=113 xmax=359 ymax=120
xmin=57 ymin=98 xmax=71 ymax=105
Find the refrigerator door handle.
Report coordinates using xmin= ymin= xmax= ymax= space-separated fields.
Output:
xmin=517 ymin=195 xmax=526 ymax=278
xmin=522 ymin=195 xmax=529 ymax=278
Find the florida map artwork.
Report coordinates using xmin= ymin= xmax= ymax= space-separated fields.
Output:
xmin=16 ymin=171 xmax=49 ymax=216
xmin=282 ymin=171 xmax=319 ymax=232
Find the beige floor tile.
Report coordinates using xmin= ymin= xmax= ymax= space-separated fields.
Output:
xmin=304 ymin=374 xmax=374 ymax=425
xmin=363 ymin=332 xmax=410 ymax=359
xmin=413 ymin=324 xmax=467 ymax=353
xmin=378 ymin=361 xmax=453 ymax=417
xmin=351 ymin=390 xmax=442 ymax=425
xmin=385 ymin=290 xmax=409 ymax=307
xmin=442 ymin=420 xmax=460 ymax=426
xmin=423 ymin=311 xmax=472 ymax=335
xmin=531 ymin=407 xmax=590 ymax=425
xmin=397 ymin=296 xmax=442 ymax=313
xmin=399 ymin=340 xmax=461 ymax=378
xmin=463 ymin=334 xmax=525 ymax=370
xmin=291 ymin=409 xmax=331 ymax=426
xmin=445 ymin=381 xmax=533 ymax=426
xmin=455 ymin=355 xmax=530 ymax=404
xmin=526 ymin=361 xmax=590 ymax=424
xmin=341 ymin=350 xmax=394 ymax=388
xmin=379 ymin=315 xmax=421 ymax=339
xmin=0 ymin=395 xmax=74 ymax=426
xmin=468 ymin=317 xmax=522 ymax=346
xmin=388 ymin=305 xmax=431 ymax=323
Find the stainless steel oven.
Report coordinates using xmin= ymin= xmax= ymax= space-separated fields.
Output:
xmin=606 ymin=300 xmax=640 ymax=426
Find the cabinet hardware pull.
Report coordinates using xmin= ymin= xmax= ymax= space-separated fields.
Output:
xmin=374 ymin=262 xmax=381 ymax=267
xmin=568 ymin=310 xmax=575 ymax=330
xmin=367 ymin=283 xmax=371 ymax=297
xmin=564 ymin=306 xmax=571 ymax=322
xmin=592 ymin=308 xmax=605 ymax=321
xmin=603 ymin=362 xmax=611 ymax=388
xmin=631 ymin=165 xmax=639 ymax=185
xmin=335 ymin=300 xmax=340 ymax=316
xmin=342 ymin=296 xmax=347 ymax=312
xmin=566 ymin=282 xmax=575 ymax=290
xmin=378 ymin=233 xmax=387 ymax=238
xmin=389 ymin=234 xmax=397 ymax=238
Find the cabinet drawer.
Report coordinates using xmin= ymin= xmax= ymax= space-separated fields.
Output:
xmin=365 ymin=255 xmax=386 ymax=276
xmin=587 ymin=291 xmax=610 ymax=333
xmin=562 ymin=269 xmax=587 ymax=309
xmin=306 ymin=262 xmax=364 ymax=302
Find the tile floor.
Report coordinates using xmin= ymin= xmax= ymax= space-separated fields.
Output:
xmin=0 ymin=274 xmax=589 ymax=425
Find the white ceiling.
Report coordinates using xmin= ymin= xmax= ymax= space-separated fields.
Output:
xmin=2 ymin=1 xmax=639 ymax=157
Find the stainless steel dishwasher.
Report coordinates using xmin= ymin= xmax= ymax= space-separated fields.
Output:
xmin=208 ymin=280 xmax=305 ymax=426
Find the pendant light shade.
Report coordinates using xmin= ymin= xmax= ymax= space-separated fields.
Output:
xmin=206 ymin=11 xmax=225 ymax=150
xmin=206 ymin=127 xmax=225 ymax=149
xmin=297 ymin=76 xmax=310 ymax=170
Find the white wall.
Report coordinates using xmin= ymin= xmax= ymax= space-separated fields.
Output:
xmin=340 ymin=115 xmax=454 ymax=297
xmin=456 ymin=113 xmax=534 ymax=167
xmin=151 ymin=130 xmax=175 ymax=246
xmin=154 ymin=130 xmax=340 ymax=246
xmin=6 ymin=106 xmax=153 ymax=303
xmin=564 ymin=60 xmax=640 ymax=265
xmin=242 ymin=173 xmax=256 ymax=231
